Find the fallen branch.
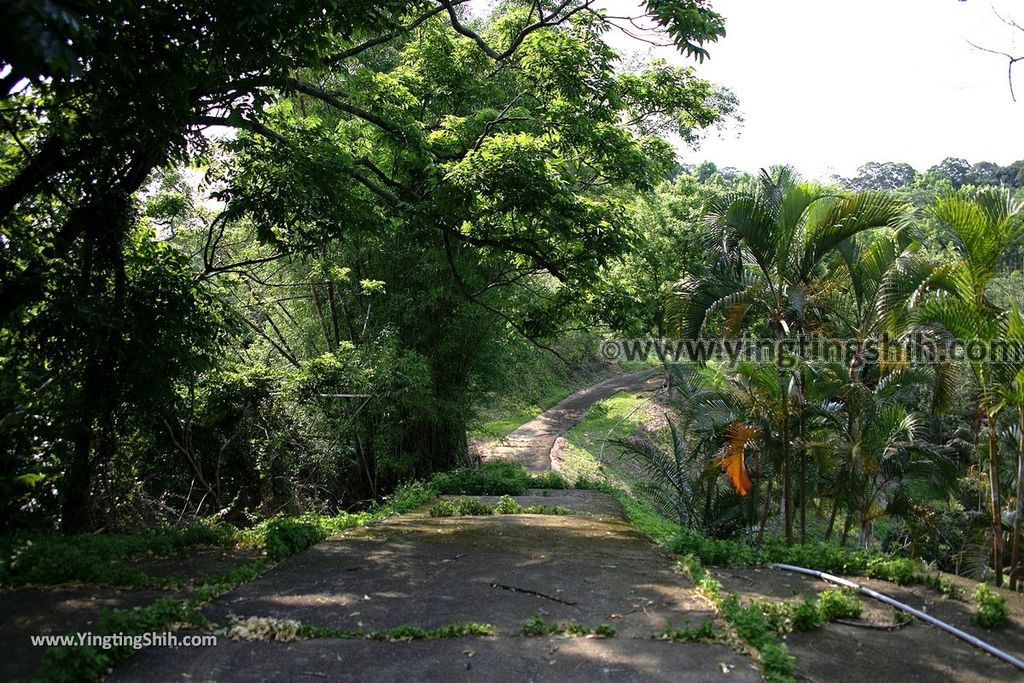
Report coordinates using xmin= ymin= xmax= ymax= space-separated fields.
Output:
xmin=489 ymin=582 xmax=577 ymax=605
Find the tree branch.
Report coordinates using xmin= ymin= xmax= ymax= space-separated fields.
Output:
xmin=196 ymin=115 xmax=289 ymax=145
xmin=326 ymin=2 xmax=470 ymax=64
xmin=966 ymin=39 xmax=1024 ymax=102
xmin=282 ymin=78 xmax=406 ymax=138
xmin=442 ymin=230 xmax=569 ymax=365
xmin=440 ymin=0 xmax=592 ymax=61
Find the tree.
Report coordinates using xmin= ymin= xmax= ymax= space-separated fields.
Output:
xmin=0 ymin=1 xmax=728 ymax=327
xmin=0 ymin=1 xmax=734 ymax=528
xmin=924 ymin=157 xmax=972 ymax=190
xmin=844 ymin=162 xmax=918 ymax=191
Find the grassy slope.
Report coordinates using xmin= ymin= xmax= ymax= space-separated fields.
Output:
xmin=557 ymin=390 xmax=663 ymax=499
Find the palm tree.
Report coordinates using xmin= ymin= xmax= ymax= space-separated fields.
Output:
xmin=916 ymin=189 xmax=1024 ymax=586
xmin=828 ymin=368 xmax=957 ymax=547
xmin=674 ymin=168 xmax=908 ymax=543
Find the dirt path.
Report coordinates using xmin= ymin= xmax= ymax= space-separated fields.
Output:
xmin=486 ymin=368 xmax=662 ymax=472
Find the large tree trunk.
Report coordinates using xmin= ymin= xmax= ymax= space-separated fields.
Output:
xmin=61 ymin=420 xmax=93 ymax=533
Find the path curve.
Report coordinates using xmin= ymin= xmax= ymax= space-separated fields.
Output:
xmin=485 ymin=369 xmax=662 ymax=473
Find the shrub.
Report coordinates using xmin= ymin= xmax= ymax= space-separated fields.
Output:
xmin=973 ymin=584 xmax=1009 ymax=628
xmin=767 ymin=541 xmax=869 ymax=576
xmin=379 ymin=481 xmax=436 ymax=514
xmin=790 ymin=600 xmax=824 ymax=631
xmin=528 ymin=471 xmax=569 ymax=489
xmin=815 ymin=590 xmax=862 ymax=621
xmin=428 ymin=498 xmax=493 ymax=517
xmin=429 ymin=460 xmax=531 ymax=496
xmin=494 ymin=496 xmax=525 ymax=514
xmin=865 ymin=557 xmax=917 ymax=585
xmin=455 ymin=498 xmax=494 ymax=516
xmin=428 ymin=500 xmax=456 ymax=517
xmin=667 ymin=529 xmax=757 ymax=566
xmin=263 ymin=519 xmax=325 ymax=562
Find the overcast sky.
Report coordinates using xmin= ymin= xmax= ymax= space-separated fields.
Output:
xmin=601 ymin=0 xmax=1023 ymax=179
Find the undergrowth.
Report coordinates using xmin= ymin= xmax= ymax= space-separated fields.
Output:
xmin=677 ymin=555 xmax=795 ymax=683
xmin=429 ymin=460 xmax=567 ymax=496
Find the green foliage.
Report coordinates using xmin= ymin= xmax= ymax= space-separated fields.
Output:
xmin=430 ymin=461 xmax=532 ymax=496
xmin=814 ymin=590 xmax=862 ymax=621
xmin=667 ymin=529 xmax=758 ymax=566
xmin=530 ymin=471 xmax=570 ymax=490
xmin=789 ymin=600 xmax=824 ymax=632
xmin=893 ymin=609 xmax=914 ymax=625
xmin=428 ymin=460 xmax=567 ymax=497
xmin=576 ymin=478 xmax=680 ymax=544
xmin=494 ymin=495 xmax=525 ymax=514
xmin=719 ymin=594 xmax=795 ymax=683
xmin=428 ymin=498 xmax=493 ymax=518
xmin=35 ymin=599 xmax=205 ymax=683
xmin=262 ymin=519 xmax=327 ymax=562
xmin=377 ymin=481 xmax=438 ymax=515
xmin=0 ymin=522 xmax=235 ymax=587
xmin=972 ymin=583 xmax=1009 ymax=628
xmin=366 ymin=623 xmax=496 ymax=641
xmin=919 ymin=573 xmax=964 ymax=599
xmin=679 ymin=556 xmax=794 ymax=682
xmin=746 ymin=591 xmax=863 ymax=636
xmin=865 ymin=557 xmax=917 ymax=585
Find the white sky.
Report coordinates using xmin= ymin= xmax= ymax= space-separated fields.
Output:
xmin=601 ymin=0 xmax=1024 ymax=179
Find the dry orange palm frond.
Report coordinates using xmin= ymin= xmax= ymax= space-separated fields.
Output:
xmin=719 ymin=422 xmax=757 ymax=495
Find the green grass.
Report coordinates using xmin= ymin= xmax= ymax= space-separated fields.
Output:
xmin=35 ymin=598 xmax=209 ymax=682
xmin=576 ymin=478 xmax=677 ymax=544
xmin=0 ymin=521 xmax=236 ymax=588
xmin=558 ymin=392 xmax=655 ymax=487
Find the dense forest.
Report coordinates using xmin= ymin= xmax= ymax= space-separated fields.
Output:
xmin=3 ymin=0 xmax=1024 ymax=606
